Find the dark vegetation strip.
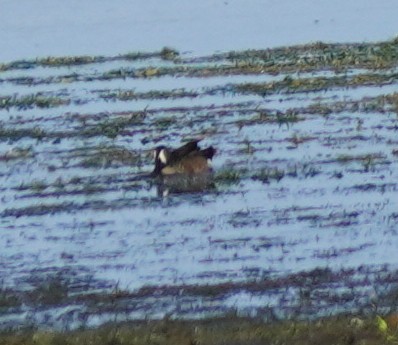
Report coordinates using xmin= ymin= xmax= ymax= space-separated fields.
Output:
xmin=1 ymin=92 xmax=398 ymax=143
xmin=0 ymin=47 xmax=179 ymax=72
xmin=0 ymin=266 xmax=395 ymax=309
xmin=2 ymin=70 xmax=398 ymax=111
xmin=0 ymin=267 xmax=397 ymax=344
xmin=205 ymin=37 xmax=398 ymax=71
xmin=233 ymin=72 xmax=398 ymax=96
xmin=0 ymin=94 xmax=69 ymax=110
xmin=0 ymin=315 xmax=393 ymax=345
xmin=2 ymin=38 xmax=398 ymax=86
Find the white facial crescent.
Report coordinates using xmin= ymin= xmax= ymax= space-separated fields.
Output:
xmin=159 ymin=149 xmax=168 ymax=164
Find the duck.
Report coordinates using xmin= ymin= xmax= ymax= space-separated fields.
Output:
xmin=151 ymin=139 xmax=216 ymax=177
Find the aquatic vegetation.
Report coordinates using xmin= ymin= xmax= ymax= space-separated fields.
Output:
xmin=81 ymin=113 xmax=146 ymax=138
xmin=0 ymin=47 xmax=180 ymax=71
xmin=226 ymin=38 xmax=398 ymax=72
xmin=0 ymin=93 xmax=68 ymax=110
xmin=234 ymin=72 xmax=398 ymax=97
xmin=251 ymin=167 xmax=285 ymax=183
xmin=2 ymin=38 xmax=398 ymax=335
xmin=159 ymin=46 xmax=179 ymax=60
xmin=99 ymin=88 xmax=199 ymax=102
xmin=0 ymin=146 xmax=34 ymax=160
xmin=335 ymin=153 xmax=386 ymax=164
xmin=78 ymin=145 xmax=140 ymax=168
xmin=215 ymin=169 xmax=243 ymax=184
xmin=28 ymin=278 xmax=69 ymax=306
xmin=0 ymin=126 xmax=47 ymax=141
xmin=0 ymin=286 xmax=20 ymax=309
xmin=1 ymin=38 xmax=398 ymax=87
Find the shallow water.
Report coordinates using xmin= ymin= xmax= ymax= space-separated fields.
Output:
xmin=1 ymin=0 xmax=398 ymax=61
xmin=1 ymin=43 xmax=398 ymax=330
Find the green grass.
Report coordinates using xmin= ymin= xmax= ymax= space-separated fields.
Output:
xmin=0 ymin=315 xmax=394 ymax=345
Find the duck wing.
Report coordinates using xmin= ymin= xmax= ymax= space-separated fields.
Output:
xmin=169 ymin=140 xmax=201 ymax=164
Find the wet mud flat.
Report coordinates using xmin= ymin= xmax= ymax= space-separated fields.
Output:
xmin=1 ymin=39 xmax=398 ymax=332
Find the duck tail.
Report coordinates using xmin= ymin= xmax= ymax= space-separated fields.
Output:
xmin=201 ymin=146 xmax=216 ymax=160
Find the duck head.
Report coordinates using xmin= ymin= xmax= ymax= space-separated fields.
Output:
xmin=151 ymin=145 xmax=170 ymax=176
